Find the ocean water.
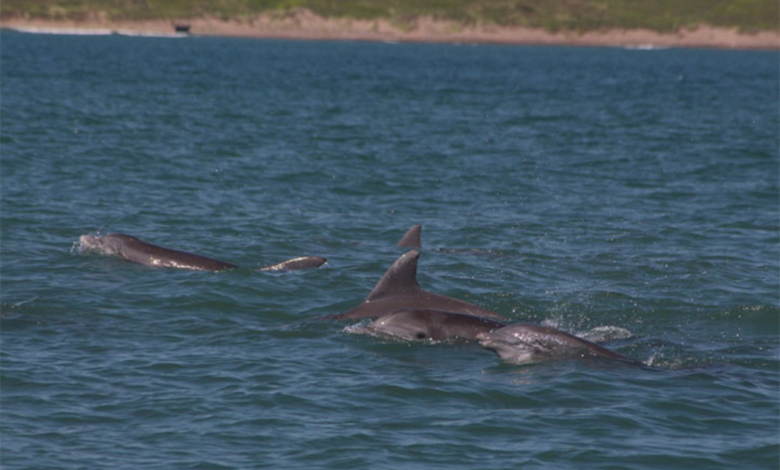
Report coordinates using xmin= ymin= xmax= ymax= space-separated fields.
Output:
xmin=1 ymin=30 xmax=778 ymax=469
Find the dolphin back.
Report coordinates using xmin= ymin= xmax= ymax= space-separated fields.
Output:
xmin=95 ymin=233 xmax=238 ymax=271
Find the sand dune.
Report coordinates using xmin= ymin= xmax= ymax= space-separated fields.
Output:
xmin=2 ymin=11 xmax=778 ymax=49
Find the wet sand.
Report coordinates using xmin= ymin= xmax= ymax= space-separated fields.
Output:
xmin=2 ymin=11 xmax=778 ymax=49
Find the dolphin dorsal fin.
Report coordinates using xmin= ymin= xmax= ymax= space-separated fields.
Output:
xmin=366 ymin=250 xmax=421 ymax=301
xmin=397 ymin=224 xmax=422 ymax=248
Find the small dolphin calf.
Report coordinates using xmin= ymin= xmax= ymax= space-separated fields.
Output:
xmin=477 ymin=324 xmax=636 ymax=365
xmin=367 ymin=309 xmax=505 ymax=342
xmin=80 ymin=233 xmax=238 ymax=271
xmin=321 ymin=250 xmax=506 ymax=320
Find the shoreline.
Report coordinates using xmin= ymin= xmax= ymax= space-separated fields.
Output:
xmin=2 ymin=12 xmax=778 ymax=50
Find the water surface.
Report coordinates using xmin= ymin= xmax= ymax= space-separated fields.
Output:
xmin=1 ymin=32 xmax=778 ymax=469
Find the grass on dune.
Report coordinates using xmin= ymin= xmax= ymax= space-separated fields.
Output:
xmin=1 ymin=0 xmax=778 ymax=32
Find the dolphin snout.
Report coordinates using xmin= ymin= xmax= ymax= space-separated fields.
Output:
xmin=79 ymin=234 xmax=98 ymax=246
xmin=78 ymin=234 xmax=105 ymax=252
xmin=476 ymin=331 xmax=499 ymax=347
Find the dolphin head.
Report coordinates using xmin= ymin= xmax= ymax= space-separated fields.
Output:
xmin=367 ymin=309 xmax=435 ymax=341
xmin=478 ymin=324 xmax=605 ymax=364
xmin=476 ymin=325 xmax=558 ymax=364
xmin=79 ymin=233 xmax=105 ymax=252
xmin=78 ymin=233 xmax=128 ymax=256
xmin=478 ymin=324 xmax=636 ymax=365
xmin=366 ymin=309 xmax=505 ymax=342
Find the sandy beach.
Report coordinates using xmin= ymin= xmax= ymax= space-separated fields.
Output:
xmin=2 ymin=10 xmax=778 ymax=49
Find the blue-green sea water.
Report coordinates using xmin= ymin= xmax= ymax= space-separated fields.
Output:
xmin=1 ymin=31 xmax=778 ymax=469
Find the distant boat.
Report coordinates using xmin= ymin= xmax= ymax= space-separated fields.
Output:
xmin=173 ymin=24 xmax=191 ymax=34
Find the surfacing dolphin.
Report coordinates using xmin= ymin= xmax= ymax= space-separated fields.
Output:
xmin=477 ymin=324 xmax=638 ymax=365
xmin=320 ymin=250 xmax=506 ymax=320
xmin=366 ymin=308 xmax=505 ymax=342
xmin=397 ymin=224 xmax=422 ymax=248
xmin=79 ymin=233 xmax=238 ymax=271
xmin=79 ymin=233 xmax=326 ymax=272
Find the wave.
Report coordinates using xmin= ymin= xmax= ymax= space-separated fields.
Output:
xmin=8 ymin=26 xmax=187 ymax=38
xmin=622 ymin=44 xmax=671 ymax=51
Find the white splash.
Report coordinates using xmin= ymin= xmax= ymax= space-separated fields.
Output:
xmin=579 ymin=325 xmax=633 ymax=343
xmin=9 ymin=26 xmax=187 ymax=38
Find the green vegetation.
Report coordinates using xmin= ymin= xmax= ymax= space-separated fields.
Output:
xmin=2 ymin=0 xmax=778 ymax=32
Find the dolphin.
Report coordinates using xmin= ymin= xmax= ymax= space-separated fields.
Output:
xmin=79 ymin=233 xmax=326 ymax=272
xmin=79 ymin=233 xmax=238 ymax=271
xmin=258 ymin=256 xmax=327 ymax=271
xmin=476 ymin=324 xmax=637 ymax=365
xmin=397 ymin=224 xmax=422 ymax=248
xmin=366 ymin=309 xmax=506 ymax=341
xmin=321 ymin=250 xmax=506 ymax=320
